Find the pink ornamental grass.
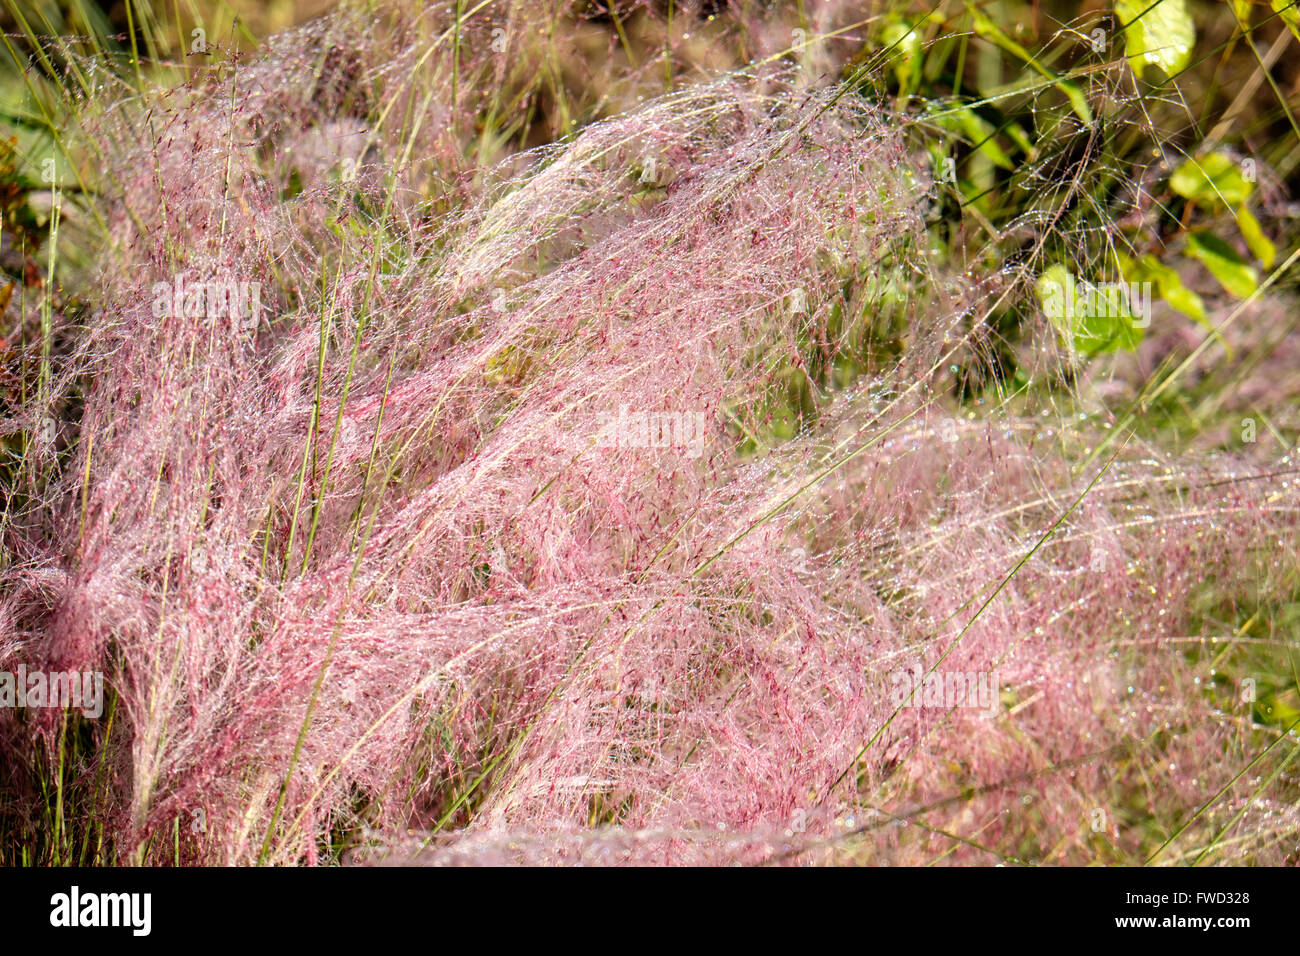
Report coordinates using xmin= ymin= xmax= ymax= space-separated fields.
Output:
xmin=0 ymin=4 xmax=1297 ymax=866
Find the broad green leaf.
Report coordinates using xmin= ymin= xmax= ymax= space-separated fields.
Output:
xmin=1257 ymin=689 xmax=1300 ymax=729
xmin=1273 ymin=1 xmax=1300 ymax=42
xmin=1236 ymin=207 xmax=1277 ymax=268
xmin=1159 ymin=280 xmax=1206 ymax=324
xmin=1120 ymin=252 xmax=1206 ymax=323
xmin=1187 ymin=231 xmax=1259 ymax=299
xmin=1036 ymin=265 xmax=1075 ymax=330
xmin=1115 ymin=0 xmax=1196 ymax=77
xmin=1231 ymin=0 xmax=1253 ymax=28
xmin=1119 ymin=251 xmax=1230 ymax=354
xmin=881 ymin=15 xmax=923 ymax=95
xmin=1074 ymin=282 xmax=1144 ymax=355
xmin=1036 ymin=265 xmax=1143 ymax=356
xmin=1169 ymin=152 xmax=1254 ymax=206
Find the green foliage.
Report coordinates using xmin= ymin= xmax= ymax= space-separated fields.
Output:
xmin=1169 ymin=152 xmax=1253 ymax=206
xmin=1185 ymin=232 xmax=1259 ymax=300
xmin=858 ymin=1 xmax=1295 ymax=389
xmin=1272 ymin=0 xmax=1300 ymax=43
xmin=1236 ymin=208 xmax=1276 ymax=269
xmin=1115 ymin=0 xmax=1196 ymax=78
xmin=1166 ymin=152 xmax=1277 ymax=286
xmin=964 ymin=2 xmax=1092 ymax=124
xmin=1035 ymin=264 xmax=1144 ymax=357
xmin=1119 ymin=252 xmax=1205 ymax=324
xmin=880 ymin=13 xmax=923 ymax=96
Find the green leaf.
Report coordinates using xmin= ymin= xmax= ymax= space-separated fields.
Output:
xmin=1187 ymin=232 xmax=1259 ymax=300
xmin=1076 ymin=283 xmax=1144 ymax=355
xmin=1036 ymin=265 xmax=1075 ymax=327
xmin=1235 ymin=206 xmax=1276 ymax=268
xmin=1272 ymin=0 xmax=1300 ymax=43
xmin=1115 ymin=0 xmax=1196 ymax=77
xmin=1169 ymin=152 xmax=1254 ymax=207
xmin=1120 ymin=252 xmax=1206 ymax=323
xmin=881 ymin=15 xmax=923 ymax=95
xmin=1036 ymin=265 xmax=1143 ymax=356
xmin=1257 ymin=689 xmax=1300 ymax=729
